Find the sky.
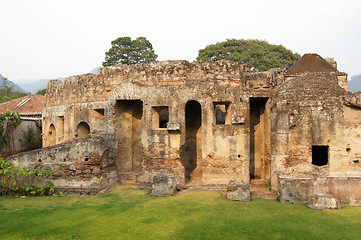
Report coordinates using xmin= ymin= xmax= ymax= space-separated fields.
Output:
xmin=0 ymin=0 xmax=360 ymax=82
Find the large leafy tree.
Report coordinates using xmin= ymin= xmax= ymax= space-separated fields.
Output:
xmin=197 ymin=39 xmax=300 ymax=71
xmin=103 ymin=37 xmax=158 ymax=66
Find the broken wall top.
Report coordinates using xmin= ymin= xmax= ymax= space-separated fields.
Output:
xmin=45 ymin=60 xmax=250 ymax=107
xmin=272 ymin=73 xmax=349 ymax=112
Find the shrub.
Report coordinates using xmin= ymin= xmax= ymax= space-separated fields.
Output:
xmin=20 ymin=125 xmax=42 ymax=151
xmin=0 ymin=158 xmax=54 ymax=196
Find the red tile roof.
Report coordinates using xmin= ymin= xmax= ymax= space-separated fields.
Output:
xmin=0 ymin=94 xmax=45 ymax=115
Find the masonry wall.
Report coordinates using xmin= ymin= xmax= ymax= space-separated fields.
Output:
xmin=269 ymin=73 xmax=361 ymax=190
xmin=43 ymin=61 xmax=273 ymax=187
xmin=0 ymin=120 xmax=40 ymax=156
xmin=7 ymin=134 xmax=118 ymax=195
xmin=40 ymin=58 xmax=361 ymax=197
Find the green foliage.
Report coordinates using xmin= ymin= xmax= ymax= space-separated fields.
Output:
xmin=103 ymin=36 xmax=158 ymax=66
xmin=0 ymin=77 xmax=28 ymax=103
xmin=197 ymin=39 xmax=301 ymax=71
xmin=36 ymin=88 xmax=47 ymax=96
xmin=0 ymin=157 xmax=53 ymax=196
xmin=1 ymin=189 xmax=361 ymax=239
xmin=20 ymin=125 xmax=42 ymax=151
xmin=0 ymin=110 xmax=22 ymax=148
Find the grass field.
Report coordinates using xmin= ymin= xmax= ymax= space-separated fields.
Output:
xmin=1 ymin=188 xmax=361 ymax=240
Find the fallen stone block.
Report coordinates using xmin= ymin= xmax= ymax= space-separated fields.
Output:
xmin=225 ymin=180 xmax=251 ymax=202
xmin=278 ymin=175 xmax=313 ymax=204
xmin=307 ymin=194 xmax=341 ymax=210
xmin=150 ymin=174 xmax=177 ymax=197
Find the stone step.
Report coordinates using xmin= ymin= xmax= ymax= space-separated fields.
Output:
xmin=250 ymin=179 xmax=269 ymax=187
xmin=250 ymin=179 xmax=277 ymax=200
xmin=118 ymin=172 xmax=140 ymax=184
xmin=178 ymin=183 xmax=227 ymax=191
xmin=251 ymin=189 xmax=278 ymax=200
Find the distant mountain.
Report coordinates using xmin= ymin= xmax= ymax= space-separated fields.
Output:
xmin=0 ymin=74 xmax=27 ymax=93
xmin=348 ymin=75 xmax=361 ymax=92
xmin=13 ymin=67 xmax=102 ymax=93
xmin=15 ymin=79 xmax=50 ymax=93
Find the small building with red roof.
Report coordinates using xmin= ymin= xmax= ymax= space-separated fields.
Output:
xmin=0 ymin=94 xmax=45 ymax=155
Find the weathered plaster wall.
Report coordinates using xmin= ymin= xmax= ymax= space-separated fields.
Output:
xmin=279 ymin=175 xmax=361 ymax=206
xmin=36 ymin=57 xmax=361 ymax=204
xmin=270 ymin=73 xmax=361 ymax=190
xmin=0 ymin=120 xmax=40 ymax=156
xmin=43 ymin=61 xmax=266 ymax=187
xmin=7 ymin=134 xmax=118 ymax=195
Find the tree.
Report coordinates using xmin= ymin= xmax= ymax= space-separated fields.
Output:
xmin=103 ymin=37 xmax=158 ymax=66
xmin=0 ymin=77 xmax=28 ymax=103
xmin=197 ymin=39 xmax=300 ymax=71
xmin=36 ymin=88 xmax=46 ymax=96
xmin=0 ymin=110 xmax=22 ymax=148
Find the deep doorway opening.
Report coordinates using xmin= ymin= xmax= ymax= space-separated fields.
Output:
xmin=312 ymin=145 xmax=329 ymax=166
xmin=181 ymin=100 xmax=202 ymax=183
xmin=115 ymin=100 xmax=143 ymax=173
xmin=249 ymin=98 xmax=270 ymax=180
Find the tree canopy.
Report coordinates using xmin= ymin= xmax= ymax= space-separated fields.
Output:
xmin=103 ymin=37 xmax=158 ymax=66
xmin=197 ymin=39 xmax=300 ymax=71
xmin=36 ymin=88 xmax=46 ymax=96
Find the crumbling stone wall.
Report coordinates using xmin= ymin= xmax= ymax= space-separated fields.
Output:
xmin=35 ymin=55 xmax=361 ymax=205
xmin=43 ymin=61 xmax=263 ymax=187
xmin=7 ymin=134 xmax=118 ymax=195
xmin=279 ymin=175 xmax=361 ymax=206
xmin=270 ymin=73 xmax=361 ymax=190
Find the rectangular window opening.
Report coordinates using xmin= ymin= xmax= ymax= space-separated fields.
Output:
xmin=214 ymin=102 xmax=230 ymax=125
xmin=312 ymin=145 xmax=329 ymax=166
xmin=152 ymin=106 xmax=169 ymax=129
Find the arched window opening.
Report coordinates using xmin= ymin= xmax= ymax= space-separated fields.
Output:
xmin=48 ymin=124 xmax=56 ymax=146
xmin=76 ymin=122 xmax=90 ymax=139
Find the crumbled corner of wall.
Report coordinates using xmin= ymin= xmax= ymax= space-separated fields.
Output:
xmin=247 ymin=68 xmax=285 ymax=89
xmin=344 ymin=92 xmax=361 ymax=108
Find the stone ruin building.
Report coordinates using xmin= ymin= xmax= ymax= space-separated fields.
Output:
xmin=8 ymin=53 xmax=361 ymax=206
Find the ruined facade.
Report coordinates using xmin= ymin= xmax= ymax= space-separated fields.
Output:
xmin=8 ymin=54 xmax=361 ymax=205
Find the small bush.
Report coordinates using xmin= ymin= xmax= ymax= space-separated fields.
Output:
xmin=20 ymin=125 xmax=42 ymax=151
xmin=0 ymin=158 xmax=53 ymax=196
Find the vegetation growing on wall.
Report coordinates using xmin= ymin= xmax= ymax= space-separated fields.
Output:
xmin=0 ymin=158 xmax=54 ymax=196
xmin=0 ymin=110 xmax=22 ymax=148
xmin=20 ymin=125 xmax=42 ymax=151
xmin=197 ymin=39 xmax=300 ymax=71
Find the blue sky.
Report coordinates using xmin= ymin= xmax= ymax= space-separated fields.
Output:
xmin=1 ymin=0 xmax=360 ymax=82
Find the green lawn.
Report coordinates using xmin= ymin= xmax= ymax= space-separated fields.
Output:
xmin=1 ymin=188 xmax=361 ymax=240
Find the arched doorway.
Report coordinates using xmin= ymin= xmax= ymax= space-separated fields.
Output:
xmin=181 ymin=100 xmax=202 ymax=183
xmin=76 ymin=122 xmax=90 ymax=139
xmin=48 ymin=124 xmax=56 ymax=146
